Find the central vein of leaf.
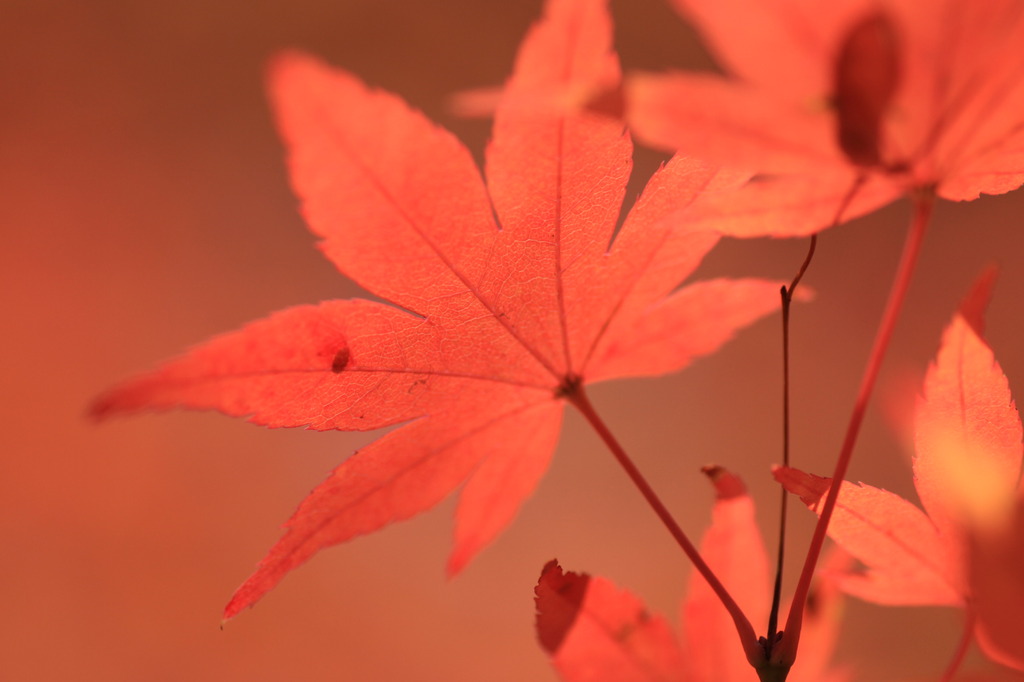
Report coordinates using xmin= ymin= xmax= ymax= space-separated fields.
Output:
xmin=552 ymin=12 xmax=587 ymax=378
xmin=554 ymin=116 xmax=573 ymax=375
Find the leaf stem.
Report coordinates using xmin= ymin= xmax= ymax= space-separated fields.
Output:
xmin=938 ymin=610 xmax=975 ymax=682
xmin=568 ymin=386 xmax=763 ymax=666
xmin=777 ymin=189 xmax=935 ymax=665
xmin=768 ymin=234 xmax=818 ymax=641
xmin=769 ymin=175 xmax=862 ymax=648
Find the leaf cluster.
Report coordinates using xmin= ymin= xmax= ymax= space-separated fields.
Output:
xmin=93 ymin=0 xmax=1024 ymax=679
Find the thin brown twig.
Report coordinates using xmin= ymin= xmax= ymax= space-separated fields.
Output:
xmin=776 ymin=189 xmax=935 ymax=666
xmin=768 ymin=233 xmax=818 ymax=641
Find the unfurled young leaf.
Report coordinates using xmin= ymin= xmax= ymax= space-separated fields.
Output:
xmin=538 ymin=469 xmax=848 ymax=682
xmin=683 ymin=468 xmax=850 ymax=682
xmin=92 ymin=0 xmax=788 ymax=619
xmin=776 ymin=270 xmax=1024 ymax=669
xmin=626 ymin=0 xmax=1024 ymax=236
xmin=682 ymin=466 xmax=770 ymax=682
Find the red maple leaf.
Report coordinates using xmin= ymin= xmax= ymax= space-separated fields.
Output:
xmin=91 ymin=0 xmax=789 ymax=619
xmin=536 ymin=468 xmax=849 ymax=682
xmin=625 ymin=0 xmax=1024 ymax=237
xmin=775 ymin=269 xmax=1024 ymax=670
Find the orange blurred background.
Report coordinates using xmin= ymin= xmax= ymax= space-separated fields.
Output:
xmin=3 ymin=1 xmax=1024 ymax=680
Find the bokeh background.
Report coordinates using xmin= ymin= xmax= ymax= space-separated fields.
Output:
xmin=3 ymin=0 xmax=1024 ymax=680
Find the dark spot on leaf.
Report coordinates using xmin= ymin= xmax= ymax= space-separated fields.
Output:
xmin=834 ymin=12 xmax=900 ymax=167
xmin=331 ymin=345 xmax=350 ymax=373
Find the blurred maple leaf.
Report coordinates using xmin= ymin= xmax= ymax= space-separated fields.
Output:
xmin=626 ymin=0 xmax=1024 ymax=236
xmin=92 ymin=0 xmax=789 ymax=619
xmin=536 ymin=468 xmax=849 ymax=682
xmin=970 ymin=498 xmax=1024 ymax=671
xmin=776 ymin=269 xmax=1024 ymax=671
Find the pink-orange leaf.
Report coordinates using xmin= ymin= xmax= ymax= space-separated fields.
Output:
xmin=773 ymin=466 xmax=963 ymax=606
xmin=92 ymin=0 xmax=787 ymax=619
xmin=913 ymin=269 xmax=1021 ymax=538
xmin=537 ymin=561 xmax=685 ymax=682
xmin=537 ymin=560 xmax=591 ymax=656
xmin=540 ymin=469 xmax=847 ymax=682
xmin=627 ymin=0 xmax=1024 ymax=237
xmin=682 ymin=466 xmax=769 ymax=682
xmin=786 ymin=549 xmax=853 ymax=682
xmin=685 ymin=467 xmax=849 ymax=682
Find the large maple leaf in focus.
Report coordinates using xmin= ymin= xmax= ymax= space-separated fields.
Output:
xmin=626 ymin=0 xmax=1024 ymax=237
xmin=536 ymin=468 xmax=849 ymax=682
xmin=92 ymin=0 xmax=786 ymax=619
xmin=776 ymin=270 xmax=1024 ymax=670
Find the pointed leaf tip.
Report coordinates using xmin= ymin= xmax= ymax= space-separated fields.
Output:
xmin=87 ymin=392 xmax=114 ymax=422
xmin=265 ymin=49 xmax=318 ymax=93
xmin=536 ymin=560 xmax=590 ymax=655
xmin=687 ymin=463 xmax=769 ymax=680
xmin=958 ymin=265 xmax=998 ymax=337
xmin=701 ymin=464 xmax=747 ymax=500
xmin=773 ymin=465 xmax=831 ymax=510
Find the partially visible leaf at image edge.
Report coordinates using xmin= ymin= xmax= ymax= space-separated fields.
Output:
xmin=91 ymin=0 xmax=792 ymax=619
xmin=626 ymin=0 xmax=1024 ymax=237
xmin=776 ymin=268 xmax=1024 ymax=670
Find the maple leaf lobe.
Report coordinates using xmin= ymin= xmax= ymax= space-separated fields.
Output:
xmin=957 ymin=264 xmax=998 ymax=337
xmin=772 ymin=465 xmax=830 ymax=511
